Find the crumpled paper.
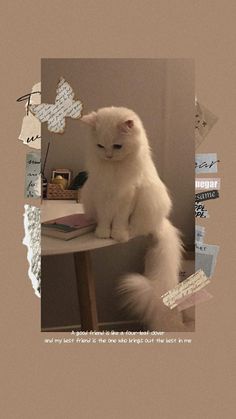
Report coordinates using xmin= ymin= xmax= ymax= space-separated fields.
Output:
xmin=23 ymin=205 xmax=41 ymax=297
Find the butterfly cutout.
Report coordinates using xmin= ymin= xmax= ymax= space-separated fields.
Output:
xmin=29 ymin=77 xmax=83 ymax=133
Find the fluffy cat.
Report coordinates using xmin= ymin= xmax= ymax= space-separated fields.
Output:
xmin=81 ymin=106 xmax=189 ymax=331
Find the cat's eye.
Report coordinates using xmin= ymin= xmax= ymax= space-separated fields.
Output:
xmin=113 ymin=144 xmax=122 ymax=149
xmin=97 ymin=144 xmax=104 ymax=148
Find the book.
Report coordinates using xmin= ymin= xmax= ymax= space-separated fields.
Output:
xmin=41 ymin=213 xmax=96 ymax=240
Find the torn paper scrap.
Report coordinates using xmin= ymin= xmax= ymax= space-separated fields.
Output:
xmin=23 ymin=205 xmax=41 ymax=297
xmin=161 ymin=269 xmax=210 ymax=310
xmin=195 ymin=190 xmax=219 ymax=202
xmin=195 ymin=225 xmax=205 ymax=244
xmin=195 ymin=178 xmax=221 ymax=190
xmin=195 ymin=100 xmax=218 ymax=149
xmin=195 ymin=153 xmax=219 ymax=174
xmin=195 ymin=202 xmax=209 ymax=218
xmin=30 ymin=77 xmax=83 ymax=133
xmin=18 ymin=82 xmax=41 ymax=149
xmin=176 ymin=288 xmax=213 ymax=311
xmin=24 ymin=152 xmax=41 ymax=198
xmin=195 ymin=242 xmax=219 ymax=278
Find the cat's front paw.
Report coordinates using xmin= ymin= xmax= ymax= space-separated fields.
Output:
xmin=111 ymin=229 xmax=129 ymax=242
xmin=95 ymin=226 xmax=111 ymax=239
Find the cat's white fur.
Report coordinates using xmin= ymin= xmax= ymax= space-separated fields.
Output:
xmin=81 ymin=106 xmax=189 ymax=331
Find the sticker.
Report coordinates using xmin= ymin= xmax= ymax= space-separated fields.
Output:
xmin=24 ymin=152 xmax=41 ymax=198
xmin=195 ymin=178 xmax=221 ymax=190
xmin=18 ymin=82 xmax=41 ymax=149
xmin=195 ymin=189 xmax=219 ymax=202
xmin=161 ymin=269 xmax=210 ymax=310
xmin=195 ymin=100 xmax=218 ymax=149
xmin=29 ymin=77 xmax=83 ymax=133
xmin=23 ymin=205 xmax=41 ymax=297
xmin=195 ymin=153 xmax=219 ymax=174
xmin=195 ymin=242 xmax=219 ymax=278
xmin=195 ymin=225 xmax=205 ymax=243
xmin=195 ymin=202 xmax=209 ymax=218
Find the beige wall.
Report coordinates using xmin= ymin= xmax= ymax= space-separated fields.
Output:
xmin=41 ymin=59 xmax=195 ymax=328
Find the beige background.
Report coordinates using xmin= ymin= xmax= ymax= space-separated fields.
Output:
xmin=1 ymin=1 xmax=235 ymax=418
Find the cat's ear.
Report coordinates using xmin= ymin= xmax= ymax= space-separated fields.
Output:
xmin=81 ymin=112 xmax=97 ymax=127
xmin=119 ymin=119 xmax=134 ymax=133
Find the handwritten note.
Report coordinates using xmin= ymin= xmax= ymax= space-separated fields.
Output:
xmin=161 ymin=270 xmax=210 ymax=310
xmin=195 ymin=153 xmax=219 ymax=174
xmin=30 ymin=77 xmax=83 ymax=133
xmin=24 ymin=152 xmax=41 ymax=198
xmin=18 ymin=82 xmax=41 ymax=150
xmin=195 ymin=242 xmax=219 ymax=278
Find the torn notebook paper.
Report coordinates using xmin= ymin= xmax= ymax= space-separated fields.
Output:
xmin=161 ymin=269 xmax=210 ymax=310
xmin=23 ymin=205 xmax=41 ymax=297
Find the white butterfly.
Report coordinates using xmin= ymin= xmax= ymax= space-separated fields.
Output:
xmin=29 ymin=77 xmax=83 ymax=133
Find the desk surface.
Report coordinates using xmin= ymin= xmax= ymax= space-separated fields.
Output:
xmin=41 ymin=200 xmax=116 ymax=256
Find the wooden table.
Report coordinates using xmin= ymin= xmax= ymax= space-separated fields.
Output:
xmin=41 ymin=200 xmax=117 ymax=331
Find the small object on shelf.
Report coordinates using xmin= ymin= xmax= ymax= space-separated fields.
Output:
xmin=51 ymin=169 xmax=72 ymax=187
xmin=47 ymin=183 xmax=80 ymax=200
xmin=70 ymin=171 xmax=88 ymax=190
xmin=52 ymin=175 xmax=68 ymax=189
xmin=41 ymin=213 xmax=96 ymax=240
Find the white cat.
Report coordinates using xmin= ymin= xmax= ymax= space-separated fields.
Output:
xmin=81 ymin=106 xmax=190 ymax=331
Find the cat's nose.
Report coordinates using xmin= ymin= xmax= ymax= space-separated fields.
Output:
xmin=105 ymin=152 xmax=113 ymax=158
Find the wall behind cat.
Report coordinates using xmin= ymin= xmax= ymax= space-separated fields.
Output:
xmin=41 ymin=58 xmax=194 ymax=245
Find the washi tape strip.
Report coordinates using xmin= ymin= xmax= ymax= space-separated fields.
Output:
xmin=195 ymin=153 xmax=219 ymax=174
xmin=24 ymin=152 xmax=41 ymax=198
xmin=161 ymin=269 xmax=210 ymax=310
xmin=176 ymin=288 xmax=213 ymax=311
xmin=195 ymin=242 xmax=219 ymax=278
xmin=195 ymin=178 xmax=221 ymax=190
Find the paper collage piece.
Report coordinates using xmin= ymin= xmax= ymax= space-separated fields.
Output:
xmin=23 ymin=205 xmax=41 ymax=298
xmin=29 ymin=77 xmax=83 ymax=133
xmin=24 ymin=152 xmax=41 ymax=198
xmin=195 ymin=153 xmax=219 ymax=174
xmin=176 ymin=288 xmax=213 ymax=311
xmin=195 ymin=190 xmax=219 ymax=203
xmin=195 ymin=225 xmax=206 ymax=244
xmin=195 ymin=178 xmax=221 ymax=190
xmin=18 ymin=82 xmax=41 ymax=149
xmin=195 ymin=100 xmax=218 ymax=148
xmin=195 ymin=242 xmax=219 ymax=278
xmin=195 ymin=202 xmax=209 ymax=218
xmin=161 ymin=270 xmax=210 ymax=310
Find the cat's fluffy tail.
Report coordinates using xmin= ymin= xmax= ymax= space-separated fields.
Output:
xmin=118 ymin=219 xmax=189 ymax=331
